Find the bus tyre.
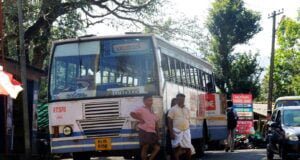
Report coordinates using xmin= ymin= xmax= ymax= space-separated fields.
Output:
xmin=73 ymin=152 xmax=90 ymax=160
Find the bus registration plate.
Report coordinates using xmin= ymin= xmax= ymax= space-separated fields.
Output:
xmin=95 ymin=138 xmax=112 ymax=150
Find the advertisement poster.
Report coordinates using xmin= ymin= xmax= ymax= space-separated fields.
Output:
xmin=236 ymin=120 xmax=254 ymax=134
xmin=235 ymin=107 xmax=254 ymax=117
xmin=206 ymin=93 xmax=216 ymax=111
xmin=232 ymin=93 xmax=254 ymax=135
xmin=232 ymin=94 xmax=253 ymax=104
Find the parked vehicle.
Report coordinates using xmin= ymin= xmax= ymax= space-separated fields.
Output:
xmin=266 ymin=106 xmax=300 ymax=160
xmin=274 ymin=96 xmax=300 ymax=109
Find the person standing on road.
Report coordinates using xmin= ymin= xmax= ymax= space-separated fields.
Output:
xmin=130 ymin=95 xmax=160 ymax=160
xmin=226 ymin=100 xmax=238 ymax=152
xmin=166 ymin=98 xmax=177 ymax=160
xmin=168 ymin=93 xmax=195 ymax=160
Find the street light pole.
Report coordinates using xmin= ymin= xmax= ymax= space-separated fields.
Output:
xmin=17 ymin=0 xmax=31 ymax=159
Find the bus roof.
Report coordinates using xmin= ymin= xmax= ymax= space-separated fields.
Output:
xmin=51 ymin=33 xmax=213 ymax=70
xmin=275 ymin=96 xmax=300 ymax=103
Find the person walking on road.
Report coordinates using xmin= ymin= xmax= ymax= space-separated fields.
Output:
xmin=130 ymin=95 xmax=160 ymax=160
xmin=168 ymin=93 xmax=195 ymax=160
xmin=225 ymin=100 xmax=238 ymax=152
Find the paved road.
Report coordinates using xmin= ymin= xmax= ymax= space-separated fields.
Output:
xmin=63 ymin=149 xmax=284 ymax=160
xmin=200 ymin=149 xmax=281 ymax=160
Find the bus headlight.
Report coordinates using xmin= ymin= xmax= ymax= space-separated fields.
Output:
xmin=63 ymin=126 xmax=73 ymax=136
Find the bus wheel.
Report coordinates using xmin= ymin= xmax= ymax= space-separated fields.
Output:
xmin=73 ymin=152 xmax=90 ymax=160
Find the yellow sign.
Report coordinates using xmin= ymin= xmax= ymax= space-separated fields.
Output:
xmin=95 ymin=137 xmax=112 ymax=151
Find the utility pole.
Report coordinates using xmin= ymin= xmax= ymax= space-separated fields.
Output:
xmin=17 ymin=0 xmax=31 ymax=159
xmin=0 ymin=0 xmax=7 ymax=156
xmin=0 ymin=0 xmax=4 ymax=64
xmin=267 ymin=9 xmax=284 ymax=111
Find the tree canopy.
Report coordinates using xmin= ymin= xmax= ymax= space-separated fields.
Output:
xmin=3 ymin=0 xmax=164 ymax=69
xmin=206 ymin=0 xmax=262 ymax=97
xmin=261 ymin=16 xmax=300 ymax=100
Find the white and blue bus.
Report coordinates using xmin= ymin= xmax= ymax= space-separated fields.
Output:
xmin=48 ymin=34 xmax=227 ymax=159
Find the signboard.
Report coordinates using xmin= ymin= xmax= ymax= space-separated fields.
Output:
xmin=233 ymin=104 xmax=253 ymax=108
xmin=232 ymin=93 xmax=254 ymax=135
xmin=235 ymin=107 xmax=253 ymax=117
xmin=199 ymin=93 xmax=219 ymax=117
xmin=236 ymin=120 xmax=254 ymax=134
xmin=206 ymin=94 xmax=216 ymax=111
xmin=232 ymin=94 xmax=252 ymax=104
xmin=113 ymin=42 xmax=149 ymax=53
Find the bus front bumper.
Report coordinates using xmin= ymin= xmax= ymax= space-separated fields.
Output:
xmin=51 ymin=137 xmax=140 ymax=154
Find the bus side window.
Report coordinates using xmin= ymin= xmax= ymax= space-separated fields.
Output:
xmin=160 ymin=53 xmax=170 ymax=81
xmin=202 ymin=72 xmax=207 ymax=91
xmin=175 ymin=59 xmax=182 ymax=84
xmin=193 ymin=67 xmax=198 ymax=89
xmin=198 ymin=70 xmax=204 ymax=90
xmin=169 ymin=57 xmax=176 ymax=83
xmin=206 ymin=74 xmax=214 ymax=93
xmin=186 ymin=65 xmax=192 ymax=87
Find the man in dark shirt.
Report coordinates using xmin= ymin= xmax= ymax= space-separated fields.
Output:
xmin=226 ymin=100 xmax=238 ymax=152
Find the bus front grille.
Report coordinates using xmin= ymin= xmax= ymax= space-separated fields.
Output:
xmin=83 ymin=101 xmax=120 ymax=119
xmin=79 ymin=118 xmax=125 ymax=137
xmin=80 ymin=101 xmax=124 ymax=137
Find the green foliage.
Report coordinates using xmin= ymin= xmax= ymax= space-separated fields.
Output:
xmin=4 ymin=0 xmax=165 ymax=69
xmin=3 ymin=0 xmax=165 ymax=102
xmin=230 ymin=52 xmax=262 ymax=98
xmin=206 ymin=0 xmax=262 ymax=96
xmin=144 ymin=15 xmax=210 ymax=56
xmin=262 ymin=17 xmax=300 ymax=100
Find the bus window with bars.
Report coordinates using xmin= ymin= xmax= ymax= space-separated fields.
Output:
xmin=160 ymin=53 xmax=170 ymax=81
xmin=191 ymin=67 xmax=198 ymax=88
xmin=175 ymin=59 xmax=182 ymax=84
xmin=169 ymin=57 xmax=177 ymax=83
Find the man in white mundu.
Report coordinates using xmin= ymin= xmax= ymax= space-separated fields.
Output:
xmin=168 ymin=93 xmax=195 ymax=160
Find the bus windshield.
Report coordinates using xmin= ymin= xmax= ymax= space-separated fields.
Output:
xmin=49 ymin=37 xmax=158 ymax=101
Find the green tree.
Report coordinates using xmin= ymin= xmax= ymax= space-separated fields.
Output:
xmin=230 ymin=52 xmax=262 ymax=98
xmin=3 ymin=0 xmax=164 ymax=69
xmin=262 ymin=17 xmax=300 ymax=100
xmin=206 ymin=0 xmax=261 ymax=95
xmin=144 ymin=13 xmax=210 ymax=57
